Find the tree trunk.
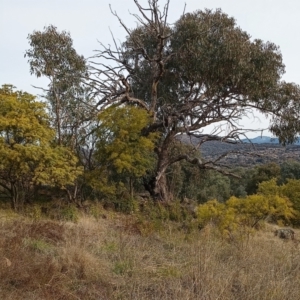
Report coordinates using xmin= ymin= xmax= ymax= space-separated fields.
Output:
xmin=54 ymin=89 xmax=62 ymax=145
xmin=65 ymin=183 xmax=83 ymax=208
xmin=11 ymin=183 xmax=25 ymax=211
xmin=145 ymin=132 xmax=175 ymax=202
xmin=129 ymin=177 xmax=134 ymax=199
xmin=154 ymin=171 xmax=171 ymax=201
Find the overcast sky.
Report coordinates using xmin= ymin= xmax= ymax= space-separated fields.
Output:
xmin=1 ymin=0 xmax=300 ymax=137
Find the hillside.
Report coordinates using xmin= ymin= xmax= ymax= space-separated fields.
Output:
xmin=179 ymin=135 xmax=300 ymax=166
xmin=0 ymin=208 xmax=300 ymax=300
xmin=242 ymin=136 xmax=300 ymax=145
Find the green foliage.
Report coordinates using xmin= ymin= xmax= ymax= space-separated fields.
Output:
xmin=172 ymin=10 xmax=284 ymax=99
xmin=24 ymin=3 xmax=300 ymax=203
xmin=280 ymin=179 xmax=300 ymax=225
xmin=33 ymin=146 xmax=82 ymax=189
xmin=96 ymin=105 xmax=158 ymax=176
xmin=196 ymin=171 xmax=231 ymax=203
xmin=246 ymin=163 xmax=281 ymax=194
xmin=23 ymin=238 xmax=54 ymax=254
xmin=60 ymin=205 xmax=79 ymax=222
xmin=91 ymin=105 xmax=158 ymax=195
xmin=0 ymin=85 xmax=82 ymax=210
xmin=88 ymin=202 xmax=105 ymax=220
xmin=25 ymin=25 xmax=89 ymax=147
xmin=229 ymin=162 xmax=300 ymax=201
xmin=257 ymin=178 xmax=281 ymax=196
xmin=0 ymin=84 xmax=53 ymax=143
xmin=279 ymin=160 xmax=300 ymax=184
xmin=167 ymin=142 xmax=232 ymax=202
xmin=197 ymin=199 xmax=226 ymax=228
xmin=24 ymin=204 xmax=42 ymax=221
xmin=157 ymin=265 xmax=181 ymax=278
xmin=244 ymin=177 xmax=300 ymax=226
xmin=229 ymin=167 xmax=250 ymax=198
xmin=26 ymin=25 xmax=86 ymax=81
xmin=197 ymin=181 xmax=295 ymax=238
xmin=281 ymin=179 xmax=300 ymax=212
xmin=100 ymin=3 xmax=300 ymax=200
xmin=112 ymin=260 xmax=133 ymax=276
xmin=255 ymin=183 xmax=295 ymax=221
xmin=167 ymin=142 xmax=203 ymax=199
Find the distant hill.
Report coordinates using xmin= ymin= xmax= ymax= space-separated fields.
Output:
xmin=242 ymin=136 xmax=300 ymax=145
xmin=178 ymin=134 xmax=300 ymax=167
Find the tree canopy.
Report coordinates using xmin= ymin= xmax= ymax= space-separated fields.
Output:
xmin=197 ymin=180 xmax=295 ymax=238
xmin=25 ymin=25 xmax=88 ymax=146
xmin=0 ymin=85 xmax=82 ymax=210
xmin=89 ymin=105 xmax=158 ymax=197
xmin=89 ymin=0 xmax=300 ymax=200
xmin=25 ymin=0 xmax=300 ymax=202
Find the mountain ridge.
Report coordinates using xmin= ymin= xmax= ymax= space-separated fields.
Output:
xmin=178 ymin=134 xmax=300 ymax=167
xmin=241 ymin=136 xmax=300 ymax=145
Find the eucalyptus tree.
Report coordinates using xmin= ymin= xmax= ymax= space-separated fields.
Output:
xmin=279 ymin=160 xmax=300 ymax=184
xmin=25 ymin=25 xmax=89 ymax=147
xmin=25 ymin=26 xmax=100 ymax=202
xmin=89 ymin=0 xmax=300 ymax=201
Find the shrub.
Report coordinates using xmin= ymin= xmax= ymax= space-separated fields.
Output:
xmin=197 ymin=187 xmax=295 ymax=239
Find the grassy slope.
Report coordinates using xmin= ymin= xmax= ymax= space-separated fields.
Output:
xmin=1 ymin=207 xmax=300 ymax=300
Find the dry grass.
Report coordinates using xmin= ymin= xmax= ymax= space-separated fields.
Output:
xmin=0 ymin=207 xmax=300 ymax=299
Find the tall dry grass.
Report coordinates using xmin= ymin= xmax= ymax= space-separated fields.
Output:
xmin=0 ymin=207 xmax=300 ymax=299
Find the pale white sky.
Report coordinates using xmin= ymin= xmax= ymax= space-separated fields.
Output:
xmin=1 ymin=0 xmax=300 ymax=137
